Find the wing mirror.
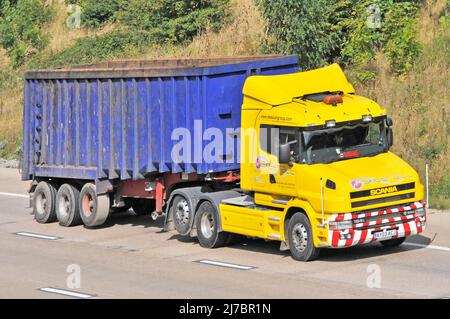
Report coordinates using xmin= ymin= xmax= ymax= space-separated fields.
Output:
xmin=386 ymin=117 xmax=394 ymax=149
xmin=386 ymin=117 xmax=394 ymax=127
xmin=279 ymin=143 xmax=293 ymax=166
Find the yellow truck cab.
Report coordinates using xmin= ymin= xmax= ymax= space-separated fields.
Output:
xmin=217 ymin=63 xmax=426 ymax=261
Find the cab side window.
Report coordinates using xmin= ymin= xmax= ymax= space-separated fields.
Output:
xmin=260 ymin=125 xmax=298 ymax=160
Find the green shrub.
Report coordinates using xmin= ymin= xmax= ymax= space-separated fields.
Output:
xmin=32 ymin=0 xmax=230 ymax=68
xmin=71 ymin=0 xmax=120 ymax=28
xmin=259 ymin=0 xmax=423 ymax=77
xmin=0 ymin=0 xmax=52 ymax=67
xmin=340 ymin=0 xmax=422 ymax=81
xmin=258 ymin=0 xmax=337 ymax=70
xmin=30 ymin=30 xmax=152 ymax=68
xmin=115 ymin=0 xmax=229 ymax=45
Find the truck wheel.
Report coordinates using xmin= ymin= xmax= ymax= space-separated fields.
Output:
xmin=131 ymin=199 xmax=155 ymax=216
xmin=172 ymin=195 xmax=193 ymax=235
xmin=380 ymin=237 xmax=405 ymax=247
xmin=79 ymin=183 xmax=110 ymax=227
xmin=287 ymin=213 xmax=320 ymax=261
xmin=56 ymin=183 xmax=82 ymax=227
xmin=195 ymin=201 xmax=229 ymax=248
xmin=33 ymin=181 xmax=57 ymax=224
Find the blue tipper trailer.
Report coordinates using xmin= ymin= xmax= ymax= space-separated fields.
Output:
xmin=22 ymin=56 xmax=299 ymax=227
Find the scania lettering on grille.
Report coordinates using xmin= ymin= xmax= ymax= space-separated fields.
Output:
xmin=370 ymin=186 xmax=398 ymax=196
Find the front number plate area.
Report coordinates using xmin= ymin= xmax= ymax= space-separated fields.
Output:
xmin=373 ymin=229 xmax=397 ymax=240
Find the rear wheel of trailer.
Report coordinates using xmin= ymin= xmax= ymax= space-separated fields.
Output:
xmin=56 ymin=183 xmax=82 ymax=227
xmin=79 ymin=183 xmax=110 ymax=227
xmin=33 ymin=181 xmax=57 ymax=224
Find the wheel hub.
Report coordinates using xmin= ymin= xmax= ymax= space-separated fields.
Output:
xmin=292 ymin=223 xmax=308 ymax=252
xmin=36 ymin=193 xmax=47 ymax=215
xmin=200 ymin=212 xmax=214 ymax=239
xmin=58 ymin=194 xmax=70 ymax=218
xmin=175 ymin=200 xmax=190 ymax=226
xmin=82 ymin=193 xmax=94 ymax=217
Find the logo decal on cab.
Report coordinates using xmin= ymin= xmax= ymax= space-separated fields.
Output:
xmin=350 ymin=179 xmax=363 ymax=190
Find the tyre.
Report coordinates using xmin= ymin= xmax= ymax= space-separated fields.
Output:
xmin=131 ymin=198 xmax=155 ymax=216
xmin=33 ymin=181 xmax=57 ymax=224
xmin=172 ymin=195 xmax=193 ymax=236
xmin=56 ymin=183 xmax=82 ymax=227
xmin=380 ymin=237 xmax=405 ymax=247
xmin=195 ymin=201 xmax=229 ymax=248
xmin=287 ymin=213 xmax=320 ymax=261
xmin=79 ymin=183 xmax=110 ymax=227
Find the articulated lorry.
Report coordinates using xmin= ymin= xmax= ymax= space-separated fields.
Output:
xmin=22 ymin=56 xmax=426 ymax=261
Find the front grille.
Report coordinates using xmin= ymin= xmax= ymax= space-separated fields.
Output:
xmin=351 ymin=192 xmax=415 ymax=208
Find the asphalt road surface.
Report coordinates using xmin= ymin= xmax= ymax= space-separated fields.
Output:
xmin=0 ymin=167 xmax=449 ymax=299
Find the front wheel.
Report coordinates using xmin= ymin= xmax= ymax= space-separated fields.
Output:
xmin=287 ymin=213 xmax=320 ymax=261
xmin=380 ymin=237 xmax=405 ymax=247
xmin=195 ymin=201 xmax=229 ymax=248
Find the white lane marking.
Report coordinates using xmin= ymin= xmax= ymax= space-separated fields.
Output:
xmin=15 ymin=232 xmax=60 ymax=240
xmin=39 ymin=287 xmax=95 ymax=299
xmin=404 ymin=242 xmax=450 ymax=252
xmin=0 ymin=192 xmax=28 ymax=198
xmin=196 ymin=259 xmax=255 ymax=270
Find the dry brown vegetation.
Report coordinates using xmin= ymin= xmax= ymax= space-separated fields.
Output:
xmin=355 ymin=0 xmax=449 ymax=206
xmin=140 ymin=0 xmax=266 ymax=58
xmin=0 ymin=0 xmax=114 ymax=158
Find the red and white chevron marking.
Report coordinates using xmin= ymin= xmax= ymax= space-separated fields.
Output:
xmin=328 ymin=201 xmax=425 ymax=222
xmin=327 ymin=202 xmax=426 ymax=248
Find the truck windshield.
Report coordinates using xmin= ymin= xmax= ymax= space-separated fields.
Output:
xmin=300 ymin=119 xmax=387 ymax=164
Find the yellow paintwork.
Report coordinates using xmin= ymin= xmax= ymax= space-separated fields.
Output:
xmin=220 ymin=64 xmax=424 ymax=248
xmin=243 ymin=63 xmax=355 ymax=106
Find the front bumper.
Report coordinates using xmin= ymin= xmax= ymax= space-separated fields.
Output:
xmin=327 ymin=201 xmax=426 ymax=248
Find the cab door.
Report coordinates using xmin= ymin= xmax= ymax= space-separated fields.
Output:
xmin=253 ymin=124 xmax=298 ymax=197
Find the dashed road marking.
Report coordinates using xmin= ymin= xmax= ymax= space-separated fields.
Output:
xmin=0 ymin=192 xmax=28 ymax=198
xmin=195 ymin=259 xmax=256 ymax=270
xmin=15 ymin=232 xmax=60 ymax=240
xmin=404 ymin=242 xmax=450 ymax=252
xmin=38 ymin=287 xmax=95 ymax=299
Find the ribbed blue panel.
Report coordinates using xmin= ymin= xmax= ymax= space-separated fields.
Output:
xmin=22 ymin=56 xmax=299 ymax=181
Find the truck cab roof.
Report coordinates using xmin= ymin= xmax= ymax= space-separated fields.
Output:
xmin=243 ymin=63 xmax=386 ymax=127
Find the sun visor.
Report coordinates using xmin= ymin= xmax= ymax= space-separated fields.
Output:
xmin=243 ymin=63 xmax=355 ymax=106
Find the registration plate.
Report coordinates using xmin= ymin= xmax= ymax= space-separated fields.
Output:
xmin=374 ymin=229 xmax=397 ymax=240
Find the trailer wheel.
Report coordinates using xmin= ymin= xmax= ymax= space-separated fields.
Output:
xmin=56 ymin=184 xmax=82 ymax=227
xmin=172 ymin=195 xmax=193 ymax=236
xmin=79 ymin=183 xmax=110 ymax=227
xmin=131 ymin=199 xmax=155 ymax=216
xmin=380 ymin=237 xmax=405 ymax=247
xmin=195 ymin=201 xmax=229 ymax=248
xmin=287 ymin=213 xmax=320 ymax=261
xmin=33 ymin=181 xmax=57 ymax=224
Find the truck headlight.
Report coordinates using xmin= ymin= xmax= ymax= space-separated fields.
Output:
xmin=329 ymin=220 xmax=353 ymax=230
xmin=415 ymin=207 xmax=426 ymax=217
